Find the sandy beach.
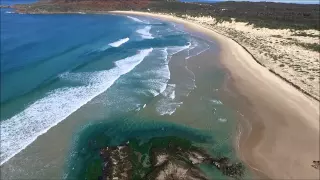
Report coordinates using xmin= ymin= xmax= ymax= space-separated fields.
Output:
xmin=111 ymin=11 xmax=320 ymax=179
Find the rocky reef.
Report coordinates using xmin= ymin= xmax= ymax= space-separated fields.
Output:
xmin=98 ymin=136 xmax=244 ymax=180
xmin=65 ymin=120 xmax=245 ymax=180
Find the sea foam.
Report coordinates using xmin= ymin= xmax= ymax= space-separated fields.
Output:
xmin=154 ymin=43 xmax=195 ymax=116
xmin=96 ymin=37 xmax=129 ymax=52
xmin=0 ymin=48 xmax=153 ymax=165
xmin=108 ymin=37 xmax=129 ymax=47
xmin=126 ymin=16 xmax=144 ymax=23
xmin=137 ymin=26 xmax=154 ymax=39
xmin=186 ymin=42 xmax=210 ymax=60
xmin=136 ymin=48 xmax=169 ymax=97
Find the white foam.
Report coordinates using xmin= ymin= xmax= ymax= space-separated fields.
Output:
xmin=59 ymin=71 xmax=93 ymax=84
xmin=187 ymin=40 xmax=198 ymax=57
xmin=169 ymin=90 xmax=175 ymax=100
xmin=0 ymin=48 xmax=153 ymax=165
xmin=148 ymin=89 xmax=161 ymax=97
xmin=218 ymin=118 xmax=227 ymax=123
xmin=156 ymin=101 xmax=183 ymax=116
xmin=136 ymin=48 xmax=170 ymax=98
xmin=210 ymin=99 xmax=223 ymax=105
xmin=126 ymin=15 xmax=144 ymax=23
xmin=136 ymin=26 xmax=154 ymax=39
xmin=150 ymin=44 xmax=193 ymax=116
xmin=156 ymin=83 xmax=181 ymax=115
xmin=108 ymin=37 xmax=129 ymax=48
xmin=96 ymin=37 xmax=129 ymax=52
xmin=134 ymin=104 xmax=142 ymax=111
xmin=167 ymin=43 xmax=191 ymax=57
xmin=140 ymin=77 xmax=168 ymax=97
xmin=186 ymin=44 xmax=210 ymax=60
xmin=161 ymin=84 xmax=176 ymax=100
xmin=5 ymin=11 xmax=15 ymax=14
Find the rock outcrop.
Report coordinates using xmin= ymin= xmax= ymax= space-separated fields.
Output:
xmin=97 ymin=137 xmax=245 ymax=180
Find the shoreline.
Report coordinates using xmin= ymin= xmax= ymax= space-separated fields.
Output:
xmin=110 ymin=11 xmax=320 ymax=179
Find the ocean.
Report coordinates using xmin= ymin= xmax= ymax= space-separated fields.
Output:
xmin=0 ymin=2 xmax=248 ymax=179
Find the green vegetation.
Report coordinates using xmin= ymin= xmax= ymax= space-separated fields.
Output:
xmin=292 ymin=32 xmax=320 ymax=38
xmin=298 ymin=42 xmax=320 ymax=52
xmin=13 ymin=1 xmax=320 ymax=30
xmin=147 ymin=1 xmax=320 ymax=30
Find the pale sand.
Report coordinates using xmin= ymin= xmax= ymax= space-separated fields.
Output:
xmin=111 ymin=11 xmax=320 ymax=179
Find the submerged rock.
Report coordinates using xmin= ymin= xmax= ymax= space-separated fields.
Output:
xmin=147 ymin=147 xmax=208 ymax=180
xmin=97 ymin=137 xmax=245 ymax=180
xmin=312 ymin=161 xmax=320 ymax=170
xmin=66 ymin=121 xmax=245 ymax=180
xmin=99 ymin=146 xmax=132 ymax=180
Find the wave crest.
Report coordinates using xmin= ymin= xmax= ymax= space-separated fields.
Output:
xmin=137 ymin=26 xmax=154 ymax=39
xmin=126 ymin=16 xmax=144 ymax=23
xmin=108 ymin=37 xmax=130 ymax=47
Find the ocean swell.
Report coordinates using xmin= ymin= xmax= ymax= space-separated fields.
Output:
xmin=0 ymin=48 xmax=153 ymax=165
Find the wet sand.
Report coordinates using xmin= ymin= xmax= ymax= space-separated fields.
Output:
xmin=111 ymin=11 xmax=320 ymax=180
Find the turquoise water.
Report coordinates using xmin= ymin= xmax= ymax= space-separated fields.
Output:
xmin=0 ymin=3 xmax=247 ymax=179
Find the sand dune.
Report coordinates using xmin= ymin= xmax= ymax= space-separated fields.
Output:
xmin=183 ymin=15 xmax=320 ymax=101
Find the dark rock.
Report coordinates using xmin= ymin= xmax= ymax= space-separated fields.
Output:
xmin=99 ymin=146 xmax=133 ymax=180
xmin=312 ymin=160 xmax=320 ymax=170
xmin=96 ymin=137 xmax=245 ymax=180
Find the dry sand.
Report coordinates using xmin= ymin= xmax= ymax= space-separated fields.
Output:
xmin=111 ymin=11 xmax=320 ymax=179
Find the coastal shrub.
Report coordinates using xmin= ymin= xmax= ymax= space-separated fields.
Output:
xmin=15 ymin=1 xmax=320 ymax=30
xmin=271 ymin=35 xmax=283 ymax=38
xmin=300 ymin=43 xmax=320 ymax=52
xmin=292 ymin=32 xmax=320 ymax=38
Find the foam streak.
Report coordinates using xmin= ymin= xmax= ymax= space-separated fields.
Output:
xmin=108 ymin=37 xmax=129 ymax=47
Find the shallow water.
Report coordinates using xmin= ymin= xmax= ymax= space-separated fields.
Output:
xmin=1 ymin=7 xmax=250 ymax=179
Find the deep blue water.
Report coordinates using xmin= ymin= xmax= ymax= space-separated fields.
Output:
xmin=1 ymin=13 xmax=135 ymax=102
xmin=0 ymin=0 xmax=37 ymax=5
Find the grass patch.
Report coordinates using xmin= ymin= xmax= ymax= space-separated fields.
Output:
xmin=298 ymin=42 xmax=320 ymax=52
